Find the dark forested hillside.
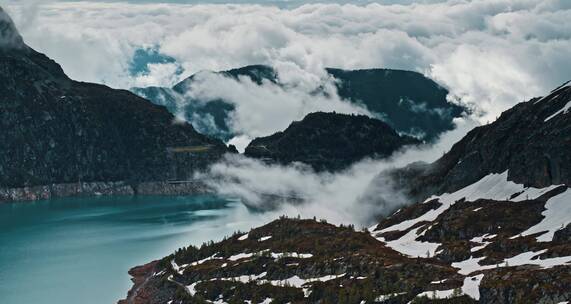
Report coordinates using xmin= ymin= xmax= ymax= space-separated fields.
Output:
xmin=0 ymin=7 xmax=230 ymax=191
xmin=245 ymin=112 xmax=420 ymax=171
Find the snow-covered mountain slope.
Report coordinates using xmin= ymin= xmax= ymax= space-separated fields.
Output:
xmin=372 ymin=171 xmax=570 ymax=302
xmin=389 ymin=81 xmax=571 ymax=203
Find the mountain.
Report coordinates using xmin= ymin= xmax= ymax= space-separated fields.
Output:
xmin=244 ymin=112 xmax=420 ymax=171
xmin=131 ymin=65 xmax=277 ymax=141
xmin=327 ymin=68 xmax=464 ymax=140
xmin=389 ymin=81 xmax=571 ymax=202
xmin=132 ymin=65 xmax=465 ymax=142
xmin=120 ymin=83 xmax=571 ymax=304
xmin=0 ymin=7 xmax=231 ymax=201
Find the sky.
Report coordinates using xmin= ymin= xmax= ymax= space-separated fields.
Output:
xmin=9 ymin=0 xmax=445 ymax=5
xmin=5 ymin=0 xmax=570 ymax=125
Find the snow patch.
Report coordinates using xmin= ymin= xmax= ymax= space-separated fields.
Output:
xmin=470 ymin=234 xmax=496 ymax=252
xmin=382 ymin=227 xmax=441 ymax=258
xmin=452 ymin=257 xmax=495 ymax=275
xmin=190 ymin=254 xmax=222 ymax=266
xmin=462 ymin=274 xmax=484 ymax=300
xmin=170 ymin=260 xmax=184 ymax=275
xmin=545 ymin=100 xmax=571 ymax=122
xmin=453 ymin=250 xmax=571 ymax=275
xmin=263 ymin=273 xmax=346 ymax=288
xmin=415 ymin=289 xmax=455 ymax=299
xmin=228 ymin=252 xmax=254 ymax=261
xmin=270 ymin=252 xmax=313 ymax=259
xmin=414 ymin=274 xmax=483 ymax=300
xmin=375 ymin=292 xmax=406 ymax=302
xmin=217 ymin=271 xmax=267 ymax=283
xmin=520 ymin=188 xmax=571 ymax=242
xmin=187 ymin=282 xmax=199 ymax=296
xmin=378 ymin=172 xmax=529 ymax=234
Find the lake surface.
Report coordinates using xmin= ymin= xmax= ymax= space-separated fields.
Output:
xmin=0 ymin=195 xmax=259 ymax=304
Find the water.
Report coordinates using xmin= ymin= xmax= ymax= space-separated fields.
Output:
xmin=0 ymin=195 xmax=255 ymax=304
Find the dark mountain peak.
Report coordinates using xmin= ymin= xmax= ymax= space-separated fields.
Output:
xmin=223 ymin=64 xmax=278 ymax=84
xmin=0 ymin=8 xmax=70 ymax=101
xmin=290 ymin=111 xmax=400 ymax=138
xmin=245 ymin=111 xmax=420 ymax=171
xmin=0 ymin=7 xmax=24 ymax=50
xmin=172 ymin=64 xmax=277 ymax=93
xmin=326 ymin=67 xmax=426 ymax=79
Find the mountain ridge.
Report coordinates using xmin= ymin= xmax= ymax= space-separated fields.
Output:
xmin=388 ymin=81 xmax=571 ymax=202
xmin=0 ymin=7 xmax=231 ymax=201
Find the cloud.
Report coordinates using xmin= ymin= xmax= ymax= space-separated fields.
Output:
xmin=199 ymin=117 xmax=478 ymax=227
xmin=133 ymin=62 xmax=183 ymax=87
xmin=4 ymin=0 xmax=570 ymax=123
xmin=184 ymin=71 xmax=371 ymax=141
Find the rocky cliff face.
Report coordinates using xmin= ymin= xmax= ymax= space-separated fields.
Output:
xmin=133 ymin=65 xmax=465 ymax=142
xmin=0 ymin=7 xmax=230 ymax=195
xmin=121 ymin=83 xmax=571 ymax=304
xmin=245 ymin=112 xmax=420 ymax=171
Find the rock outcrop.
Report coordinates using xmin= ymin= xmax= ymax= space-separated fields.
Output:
xmin=244 ymin=112 xmax=420 ymax=171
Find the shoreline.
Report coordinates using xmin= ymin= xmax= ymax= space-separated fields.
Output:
xmin=0 ymin=180 xmax=212 ymax=203
xmin=117 ymin=261 xmax=161 ymax=304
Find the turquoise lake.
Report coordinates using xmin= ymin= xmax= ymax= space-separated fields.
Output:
xmin=0 ymin=195 xmax=262 ymax=304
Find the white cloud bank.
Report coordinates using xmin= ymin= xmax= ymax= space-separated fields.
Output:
xmin=5 ymin=0 xmax=571 ymax=123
